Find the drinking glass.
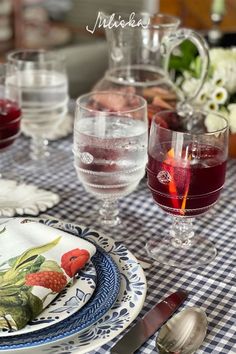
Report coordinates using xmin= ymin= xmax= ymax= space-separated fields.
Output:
xmin=0 ymin=63 xmax=21 ymax=180
xmin=73 ymin=91 xmax=148 ymax=226
xmin=7 ymin=49 xmax=69 ymax=162
xmin=146 ymin=109 xmax=228 ymax=267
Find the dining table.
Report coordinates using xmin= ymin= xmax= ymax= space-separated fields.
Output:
xmin=2 ymin=128 xmax=236 ymax=354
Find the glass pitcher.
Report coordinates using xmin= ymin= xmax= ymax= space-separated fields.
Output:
xmin=94 ymin=12 xmax=209 ymax=127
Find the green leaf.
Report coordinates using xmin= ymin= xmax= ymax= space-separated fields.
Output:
xmin=1 ymin=237 xmax=61 ymax=285
xmin=0 ymin=227 xmax=6 ymax=235
xmin=12 ymin=236 xmax=62 ymax=271
xmin=29 ymin=255 xmax=45 ymax=273
xmin=0 ymin=287 xmax=20 ymax=297
xmin=169 ymin=39 xmax=198 ymax=74
xmin=0 ymin=255 xmax=18 ymax=270
xmin=27 ymin=291 xmax=43 ymax=318
xmin=0 ymin=290 xmax=43 ymax=330
xmin=40 ymin=260 xmax=63 ymax=273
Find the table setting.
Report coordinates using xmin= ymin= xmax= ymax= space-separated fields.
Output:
xmin=0 ymin=10 xmax=235 ymax=354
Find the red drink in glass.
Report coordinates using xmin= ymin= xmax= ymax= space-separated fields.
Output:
xmin=147 ymin=144 xmax=226 ymax=216
xmin=0 ymin=99 xmax=21 ymax=150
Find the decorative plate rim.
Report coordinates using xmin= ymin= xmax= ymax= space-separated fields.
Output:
xmin=0 ymin=218 xmax=147 ymax=354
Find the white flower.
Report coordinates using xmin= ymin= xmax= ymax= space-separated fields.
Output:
xmin=196 ymin=89 xmax=209 ymax=104
xmin=209 ymin=48 xmax=228 ymax=62
xmin=181 ymin=78 xmax=198 ymax=95
xmin=195 ymin=81 xmax=214 ymax=104
xmin=212 ymin=74 xmax=226 ymax=87
xmin=209 ymin=48 xmax=236 ymax=94
xmin=202 ymin=81 xmax=215 ymax=93
xmin=204 ymin=100 xmax=219 ymax=112
xmin=196 ymin=90 xmax=208 ymax=104
xmin=227 ymin=104 xmax=236 ymax=133
xmin=211 ymin=87 xmax=228 ymax=104
xmin=183 ymin=70 xmax=192 ymax=79
xmin=205 ymin=112 xmax=227 ymax=133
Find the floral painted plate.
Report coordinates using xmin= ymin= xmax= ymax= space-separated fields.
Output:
xmin=0 ymin=220 xmax=121 ymax=350
xmin=0 ymin=218 xmax=147 ymax=354
xmin=1 ymin=260 xmax=97 ymax=336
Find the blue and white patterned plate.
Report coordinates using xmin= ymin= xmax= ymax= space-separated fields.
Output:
xmin=1 ymin=260 xmax=97 ymax=336
xmin=0 ymin=219 xmax=121 ymax=350
xmin=1 ymin=219 xmax=147 ymax=354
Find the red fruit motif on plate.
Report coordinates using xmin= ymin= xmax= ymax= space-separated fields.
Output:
xmin=25 ymin=271 xmax=67 ymax=292
xmin=61 ymin=248 xmax=90 ymax=277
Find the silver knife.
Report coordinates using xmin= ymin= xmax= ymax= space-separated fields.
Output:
xmin=111 ymin=290 xmax=188 ymax=354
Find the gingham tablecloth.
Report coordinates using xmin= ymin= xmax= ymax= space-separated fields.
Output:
xmin=7 ymin=135 xmax=236 ymax=354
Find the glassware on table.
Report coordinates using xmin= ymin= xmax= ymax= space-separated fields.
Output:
xmin=0 ymin=63 xmax=21 ymax=180
xmin=94 ymin=13 xmax=208 ymax=129
xmin=146 ymin=109 xmax=228 ymax=268
xmin=7 ymin=49 xmax=69 ymax=163
xmin=73 ymin=91 xmax=148 ymax=226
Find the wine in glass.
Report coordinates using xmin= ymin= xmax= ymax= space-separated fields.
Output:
xmin=73 ymin=91 xmax=148 ymax=226
xmin=0 ymin=63 xmax=21 ymax=180
xmin=7 ymin=49 xmax=69 ymax=164
xmin=146 ymin=109 xmax=228 ymax=267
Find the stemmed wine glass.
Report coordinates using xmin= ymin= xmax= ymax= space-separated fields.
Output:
xmin=7 ymin=49 xmax=69 ymax=164
xmin=146 ymin=109 xmax=228 ymax=267
xmin=73 ymin=91 xmax=148 ymax=226
xmin=0 ymin=63 xmax=21 ymax=180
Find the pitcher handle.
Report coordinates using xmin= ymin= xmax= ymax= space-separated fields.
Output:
xmin=161 ymin=28 xmax=209 ymax=114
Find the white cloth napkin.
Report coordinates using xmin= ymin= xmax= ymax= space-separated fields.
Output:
xmin=0 ymin=218 xmax=96 ymax=331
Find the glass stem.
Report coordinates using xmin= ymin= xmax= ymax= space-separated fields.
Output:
xmin=99 ymin=200 xmax=120 ymax=226
xmin=170 ymin=217 xmax=195 ymax=248
xmin=30 ymin=135 xmax=49 ymax=161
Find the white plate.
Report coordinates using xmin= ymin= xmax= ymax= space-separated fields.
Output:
xmin=0 ymin=180 xmax=60 ymax=217
xmin=1 ymin=261 xmax=97 ymax=336
xmin=1 ymin=218 xmax=147 ymax=353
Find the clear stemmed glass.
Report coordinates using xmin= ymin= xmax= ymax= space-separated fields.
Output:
xmin=7 ymin=49 xmax=69 ymax=164
xmin=146 ymin=109 xmax=228 ymax=268
xmin=0 ymin=63 xmax=21 ymax=180
xmin=73 ymin=91 xmax=148 ymax=226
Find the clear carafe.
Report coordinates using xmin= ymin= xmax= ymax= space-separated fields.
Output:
xmin=94 ymin=13 xmax=209 ymax=128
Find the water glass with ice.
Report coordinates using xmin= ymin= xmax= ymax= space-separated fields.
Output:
xmin=7 ymin=49 xmax=69 ymax=162
xmin=73 ymin=91 xmax=148 ymax=226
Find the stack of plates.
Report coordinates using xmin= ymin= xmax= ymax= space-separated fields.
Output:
xmin=0 ymin=218 xmax=147 ymax=354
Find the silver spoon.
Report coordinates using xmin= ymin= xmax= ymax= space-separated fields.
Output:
xmin=156 ymin=307 xmax=207 ymax=354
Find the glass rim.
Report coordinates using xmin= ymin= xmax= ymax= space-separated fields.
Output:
xmin=152 ymin=109 xmax=229 ymax=136
xmin=101 ymin=11 xmax=181 ymax=29
xmin=76 ymin=91 xmax=147 ymax=115
xmin=7 ymin=49 xmax=65 ymax=65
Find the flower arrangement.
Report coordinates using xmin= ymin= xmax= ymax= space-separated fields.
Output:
xmin=170 ymin=43 xmax=236 ymax=133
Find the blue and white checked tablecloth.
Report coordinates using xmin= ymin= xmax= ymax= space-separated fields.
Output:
xmin=6 ymin=134 xmax=236 ymax=354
